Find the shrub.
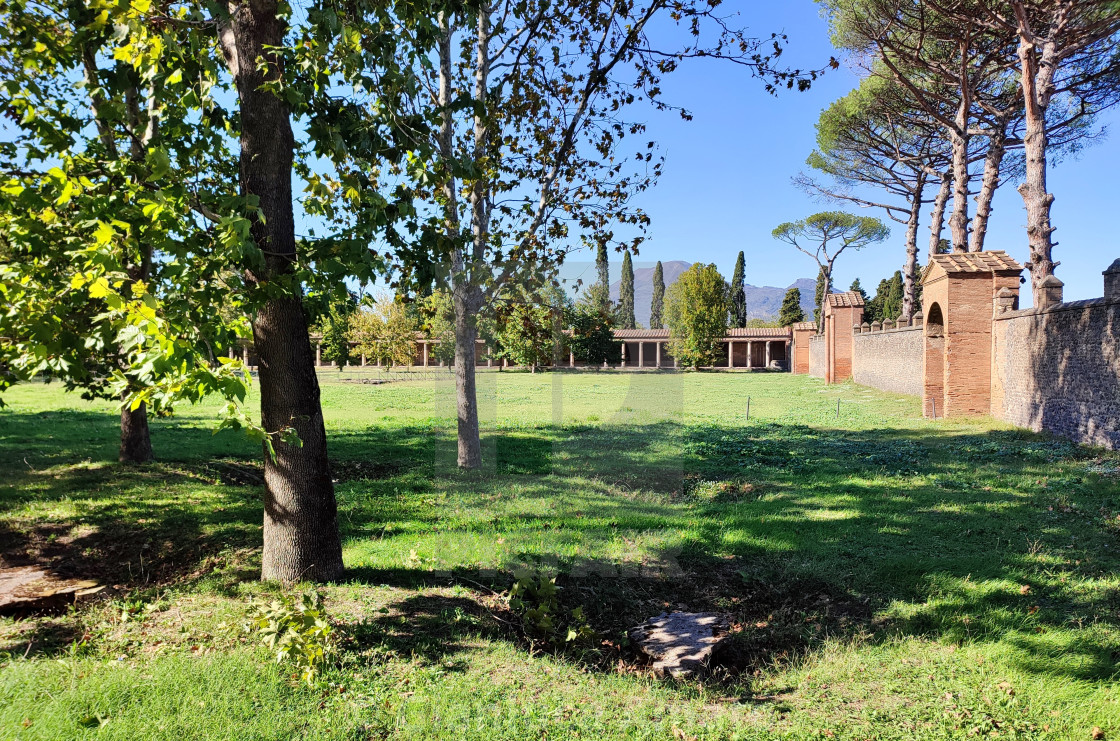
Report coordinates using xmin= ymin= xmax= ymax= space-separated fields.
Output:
xmin=245 ymin=591 xmax=335 ymax=684
xmin=507 ymin=568 xmax=595 ymax=648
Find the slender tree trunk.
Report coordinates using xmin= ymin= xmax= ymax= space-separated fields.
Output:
xmin=901 ymin=172 xmax=926 ymax=320
xmin=1013 ymin=6 xmax=1059 ymax=303
xmin=223 ymin=0 xmax=343 ymax=584
xmin=119 ymin=396 xmax=153 ymax=463
xmin=948 ymin=125 xmax=971 ymax=252
xmin=119 ymin=242 xmax=154 ymax=463
xmin=970 ymin=119 xmax=1009 ymax=253
xmin=928 ymin=170 xmax=951 ymax=260
xmin=949 ymin=36 xmax=975 ymax=253
xmin=817 ymin=262 xmax=834 ymax=334
xmin=451 ymin=4 xmax=492 ymax=470
xmin=453 ymin=284 xmax=484 ymax=468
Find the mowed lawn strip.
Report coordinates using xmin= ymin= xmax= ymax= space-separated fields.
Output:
xmin=1 ymin=373 xmax=1118 ymax=740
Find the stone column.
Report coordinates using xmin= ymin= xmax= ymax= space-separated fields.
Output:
xmin=423 ymin=342 xmax=429 ymax=367
xmin=728 ymin=340 xmax=734 ymax=368
xmin=243 ymin=346 xmax=249 ymax=367
xmin=569 ymin=351 xmax=575 ymax=368
xmin=638 ymin=342 xmax=644 ymax=368
xmin=655 ymin=342 xmax=661 ymax=369
xmin=315 ymin=343 xmax=321 ymax=367
xmin=764 ymin=341 xmax=771 ymax=368
xmin=361 ymin=354 xmax=366 ymax=367
xmin=1038 ymin=275 xmax=1064 ymax=309
xmin=620 ymin=342 xmax=627 ymax=368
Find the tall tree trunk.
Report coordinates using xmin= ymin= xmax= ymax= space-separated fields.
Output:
xmin=119 ymin=396 xmax=153 ymax=463
xmin=948 ymin=117 xmax=971 ymax=252
xmin=970 ymin=118 xmax=1009 ymax=253
xmin=901 ymin=172 xmax=926 ymax=320
xmin=451 ymin=4 xmax=492 ymax=470
xmin=436 ymin=12 xmax=484 ymax=469
xmin=948 ymin=35 xmax=975 ymax=253
xmin=119 ymin=242 xmax=154 ymax=463
xmin=1012 ymin=4 xmax=1059 ymax=304
xmin=453 ymin=284 xmax=484 ymax=468
xmin=224 ymin=0 xmax=343 ymax=584
xmin=928 ymin=170 xmax=951 ymax=260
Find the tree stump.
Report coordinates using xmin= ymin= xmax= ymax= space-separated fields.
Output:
xmin=0 ymin=566 xmax=103 ymax=616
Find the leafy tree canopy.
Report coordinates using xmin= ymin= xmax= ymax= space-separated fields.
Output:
xmin=664 ymin=263 xmax=729 ymax=369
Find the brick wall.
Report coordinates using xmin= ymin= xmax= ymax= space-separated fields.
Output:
xmin=791 ymin=325 xmax=814 ymax=374
xmin=852 ymin=326 xmax=924 ymax=396
xmin=942 ymin=274 xmax=1010 ymax=416
xmin=808 ymin=334 xmax=826 ymax=379
xmin=992 ymin=298 xmax=1120 ymax=450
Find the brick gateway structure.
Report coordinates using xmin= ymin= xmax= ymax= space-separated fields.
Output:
xmin=792 ymin=251 xmax=1120 ymax=450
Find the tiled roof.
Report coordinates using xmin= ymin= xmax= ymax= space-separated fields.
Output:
xmin=726 ymin=327 xmax=792 ymax=338
xmin=612 ymin=328 xmax=670 ymax=339
xmin=792 ymin=322 xmax=817 ymax=331
xmin=926 ymin=250 xmax=1023 ymax=276
xmin=824 ymin=291 xmax=865 ymax=308
xmin=613 ymin=327 xmax=789 ymax=340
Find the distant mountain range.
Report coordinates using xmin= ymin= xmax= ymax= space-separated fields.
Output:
xmin=608 ymin=261 xmax=815 ymax=327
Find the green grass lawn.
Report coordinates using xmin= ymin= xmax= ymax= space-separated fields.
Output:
xmin=1 ymin=371 xmax=1119 ymax=740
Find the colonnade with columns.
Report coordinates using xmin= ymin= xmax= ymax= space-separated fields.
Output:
xmin=273 ymin=332 xmax=793 ymax=370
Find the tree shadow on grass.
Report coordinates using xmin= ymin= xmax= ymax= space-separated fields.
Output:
xmin=2 ymin=403 xmax=1120 ymax=684
xmin=0 ymin=409 xmax=267 ymax=600
xmin=339 ymin=421 xmax=1120 ymax=683
xmin=341 ymin=593 xmax=500 ymax=672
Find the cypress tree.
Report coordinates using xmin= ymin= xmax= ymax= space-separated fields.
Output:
xmin=867 ymin=278 xmax=888 ymax=323
xmin=594 ymin=239 xmax=611 ymax=315
xmin=730 ymin=251 xmax=746 ymax=327
xmin=650 ymin=260 xmax=665 ymax=329
xmin=619 ymin=251 xmax=635 ymax=329
xmin=778 ymin=287 xmax=805 ymax=326
xmin=884 ymin=271 xmax=904 ymax=320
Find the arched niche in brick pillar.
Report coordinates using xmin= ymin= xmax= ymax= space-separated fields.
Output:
xmin=919 ymin=251 xmax=1023 ymax=418
xmin=924 ymin=302 xmax=946 ymax=418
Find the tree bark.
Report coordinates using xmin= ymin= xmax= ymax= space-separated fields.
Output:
xmin=453 ymin=284 xmax=483 ymax=468
xmin=119 ymin=396 xmax=153 ymax=463
xmin=1012 ymin=3 xmax=1060 ymax=303
xmin=224 ymin=0 xmax=343 ymax=584
xmin=969 ymin=117 xmax=1009 ymax=253
xmin=901 ymin=172 xmax=926 ymax=320
xmin=948 ymin=34 xmax=974 ymax=254
xmin=948 ymin=110 xmax=971 ymax=252
xmin=450 ymin=5 xmax=491 ymax=470
xmin=928 ymin=170 xmax=951 ymax=260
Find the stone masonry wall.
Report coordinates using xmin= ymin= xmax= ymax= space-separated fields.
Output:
xmin=852 ymin=326 xmax=924 ymax=397
xmin=992 ymin=298 xmax=1120 ymax=450
xmin=809 ymin=334 xmax=826 ymax=379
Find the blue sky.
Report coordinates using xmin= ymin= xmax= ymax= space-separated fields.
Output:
xmin=596 ymin=1 xmax=1120 ymax=305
